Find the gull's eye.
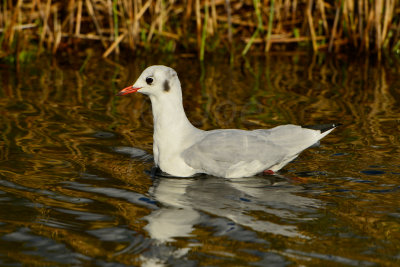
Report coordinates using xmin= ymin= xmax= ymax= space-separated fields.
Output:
xmin=146 ymin=77 xmax=154 ymax=85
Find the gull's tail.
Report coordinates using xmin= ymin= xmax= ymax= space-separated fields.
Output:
xmin=302 ymin=123 xmax=342 ymax=133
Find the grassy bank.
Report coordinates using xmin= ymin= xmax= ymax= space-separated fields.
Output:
xmin=1 ymin=0 xmax=399 ymax=60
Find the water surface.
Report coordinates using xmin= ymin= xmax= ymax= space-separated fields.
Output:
xmin=0 ymin=54 xmax=400 ymax=266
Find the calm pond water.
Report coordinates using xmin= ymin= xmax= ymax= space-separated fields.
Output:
xmin=0 ymin=53 xmax=400 ymax=266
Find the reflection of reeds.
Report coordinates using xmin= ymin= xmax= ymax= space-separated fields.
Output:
xmin=0 ymin=0 xmax=399 ymax=58
xmin=1 ymin=55 xmax=400 ymax=266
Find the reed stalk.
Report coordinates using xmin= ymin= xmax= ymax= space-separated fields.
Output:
xmin=112 ymin=0 xmax=119 ymax=54
xmin=200 ymin=0 xmax=209 ymax=61
xmin=242 ymin=0 xmax=263 ymax=56
xmin=265 ymin=0 xmax=275 ymax=52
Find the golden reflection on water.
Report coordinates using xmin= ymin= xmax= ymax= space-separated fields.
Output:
xmin=0 ymin=54 xmax=400 ymax=266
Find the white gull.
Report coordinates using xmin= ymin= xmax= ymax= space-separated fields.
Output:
xmin=117 ymin=65 xmax=340 ymax=178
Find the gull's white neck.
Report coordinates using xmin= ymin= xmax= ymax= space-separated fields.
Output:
xmin=149 ymin=92 xmax=196 ymax=136
xmin=149 ymin=89 xmax=202 ymax=175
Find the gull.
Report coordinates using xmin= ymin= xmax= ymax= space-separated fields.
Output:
xmin=117 ymin=65 xmax=340 ymax=178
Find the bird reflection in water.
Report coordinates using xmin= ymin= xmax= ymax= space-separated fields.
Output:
xmin=115 ymin=146 xmax=322 ymax=265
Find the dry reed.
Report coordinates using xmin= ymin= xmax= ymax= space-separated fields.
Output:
xmin=0 ymin=0 xmax=399 ymax=59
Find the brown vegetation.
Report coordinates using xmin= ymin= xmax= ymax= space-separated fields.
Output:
xmin=0 ymin=0 xmax=399 ymax=59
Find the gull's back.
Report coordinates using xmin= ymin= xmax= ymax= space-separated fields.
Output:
xmin=182 ymin=124 xmax=336 ymax=178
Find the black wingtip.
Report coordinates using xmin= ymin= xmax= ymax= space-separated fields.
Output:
xmin=302 ymin=123 xmax=342 ymax=133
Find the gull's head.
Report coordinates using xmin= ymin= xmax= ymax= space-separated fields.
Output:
xmin=117 ymin=65 xmax=180 ymax=98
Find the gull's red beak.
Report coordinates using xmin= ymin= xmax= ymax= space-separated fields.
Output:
xmin=116 ymin=86 xmax=141 ymax=96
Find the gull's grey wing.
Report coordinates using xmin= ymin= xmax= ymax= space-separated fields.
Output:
xmin=182 ymin=125 xmax=331 ymax=178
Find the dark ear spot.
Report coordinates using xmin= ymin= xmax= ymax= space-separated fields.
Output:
xmin=163 ymin=80 xmax=170 ymax=92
